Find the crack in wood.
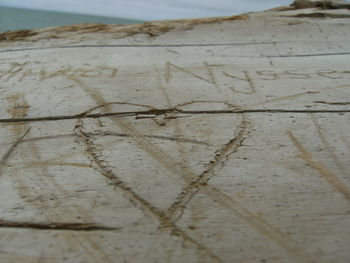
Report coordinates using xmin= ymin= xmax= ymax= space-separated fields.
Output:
xmin=0 ymin=108 xmax=348 ymax=124
xmin=0 ymin=42 xmax=276 ymax=53
xmin=1 ymin=161 xmax=92 ymax=170
xmin=0 ymin=220 xmax=119 ymax=231
xmin=314 ymin=101 xmax=350 ymax=105
xmin=268 ymin=52 xmax=350 ymax=58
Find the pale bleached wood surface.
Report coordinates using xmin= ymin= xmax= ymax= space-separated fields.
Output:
xmin=0 ymin=3 xmax=350 ymax=263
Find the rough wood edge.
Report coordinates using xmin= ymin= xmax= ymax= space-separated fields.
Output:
xmin=0 ymin=14 xmax=249 ymax=42
xmin=0 ymin=1 xmax=349 ymax=42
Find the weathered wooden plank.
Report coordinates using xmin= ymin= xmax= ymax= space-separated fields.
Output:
xmin=0 ymin=2 xmax=349 ymax=263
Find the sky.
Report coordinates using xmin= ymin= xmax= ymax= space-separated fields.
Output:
xmin=0 ymin=0 xmax=292 ymax=20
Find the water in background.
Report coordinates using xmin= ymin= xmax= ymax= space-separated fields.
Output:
xmin=0 ymin=6 xmax=144 ymax=32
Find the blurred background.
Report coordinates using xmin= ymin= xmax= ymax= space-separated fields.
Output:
xmin=0 ymin=0 xmax=320 ymax=32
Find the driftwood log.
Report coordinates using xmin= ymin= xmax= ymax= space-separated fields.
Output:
xmin=0 ymin=2 xmax=349 ymax=263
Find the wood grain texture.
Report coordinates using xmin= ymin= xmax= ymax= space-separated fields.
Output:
xmin=0 ymin=2 xmax=349 ymax=263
